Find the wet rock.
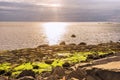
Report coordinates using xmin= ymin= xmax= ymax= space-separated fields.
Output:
xmin=71 ymin=77 xmax=79 ymax=80
xmin=86 ymin=75 xmax=96 ymax=80
xmin=16 ymin=70 xmax=35 ymax=79
xmin=86 ymin=68 xmax=120 ymax=80
xmin=0 ymin=70 xmax=5 ymax=75
xmin=0 ymin=76 xmax=8 ymax=80
xmin=46 ymin=75 xmax=59 ymax=80
xmin=71 ymin=34 xmax=76 ymax=38
xmin=37 ymin=44 xmax=49 ymax=48
xmin=67 ymin=68 xmax=86 ymax=80
xmin=4 ymin=71 xmax=12 ymax=76
xmin=69 ymin=43 xmax=76 ymax=46
xmin=18 ymin=76 xmax=35 ymax=80
xmin=59 ymin=41 xmax=66 ymax=45
xmin=41 ymin=71 xmax=51 ymax=78
xmin=87 ymin=54 xmax=100 ymax=60
xmin=33 ymin=65 xmax=39 ymax=69
xmin=79 ymin=42 xmax=87 ymax=46
xmin=62 ymin=62 xmax=70 ymax=68
xmin=45 ymin=60 xmax=54 ymax=64
xmin=52 ymin=66 xmax=65 ymax=77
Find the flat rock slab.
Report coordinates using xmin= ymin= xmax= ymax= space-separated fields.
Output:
xmin=93 ymin=61 xmax=120 ymax=71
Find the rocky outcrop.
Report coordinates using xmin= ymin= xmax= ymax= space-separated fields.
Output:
xmin=86 ymin=68 xmax=120 ymax=80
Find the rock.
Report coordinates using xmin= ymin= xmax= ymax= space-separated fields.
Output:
xmin=86 ymin=68 xmax=120 ymax=80
xmin=18 ymin=76 xmax=35 ymax=80
xmin=62 ymin=62 xmax=70 ymax=68
xmin=0 ymin=70 xmax=5 ymax=75
xmin=67 ymin=68 xmax=86 ymax=80
xmin=33 ymin=65 xmax=39 ymax=69
xmin=37 ymin=44 xmax=49 ymax=48
xmin=16 ymin=70 xmax=35 ymax=79
xmin=41 ymin=71 xmax=51 ymax=77
xmin=79 ymin=42 xmax=87 ymax=46
xmin=45 ymin=60 xmax=54 ymax=64
xmin=69 ymin=43 xmax=76 ymax=46
xmin=87 ymin=54 xmax=100 ymax=60
xmin=71 ymin=34 xmax=76 ymax=38
xmin=4 ymin=71 xmax=12 ymax=76
xmin=46 ymin=75 xmax=59 ymax=80
xmin=86 ymin=75 xmax=96 ymax=80
xmin=59 ymin=41 xmax=66 ymax=45
xmin=71 ymin=77 xmax=79 ymax=80
xmin=0 ymin=76 xmax=8 ymax=80
xmin=52 ymin=66 xmax=65 ymax=77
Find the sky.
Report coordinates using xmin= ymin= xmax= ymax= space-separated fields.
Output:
xmin=0 ymin=0 xmax=120 ymax=22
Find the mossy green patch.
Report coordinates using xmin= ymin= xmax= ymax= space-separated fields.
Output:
xmin=65 ymin=53 xmax=87 ymax=63
xmin=52 ymin=59 xmax=64 ymax=67
xmin=13 ymin=62 xmax=33 ymax=71
xmin=12 ymin=71 xmax=22 ymax=76
xmin=0 ymin=62 xmax=11 ymax=71
xmin=32 ymin=62 xmax=52 ymax=70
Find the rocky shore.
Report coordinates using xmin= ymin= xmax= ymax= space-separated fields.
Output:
xmin=0 ymin=41 xmax=120 ymax=80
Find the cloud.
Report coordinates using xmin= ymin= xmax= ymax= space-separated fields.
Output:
xmin=0 ymin=0 xmax=120 ymax=21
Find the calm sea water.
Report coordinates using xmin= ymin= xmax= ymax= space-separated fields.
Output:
xmin=0 ymin=22 xmax=120 ymax=50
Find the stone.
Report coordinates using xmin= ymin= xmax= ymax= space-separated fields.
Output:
xmin=46 ymin=75 xmax=59 ymax=80
xmin=87 ymin=54 xmax=100 ymax=60
xmin=86 ymin=68 xmax=120 ymax=80
xmin=4 ymin=71 xmax=12 ymax=76
xmin=79 ymin=42 xmax=87 ymax=46
xmin=67 ymin=68 xmax=86 ymax=80
xmin=86 ymin=75 xmax=96 ymax=80
xmin=16 ymin=70 xmax=35 ymax=79
xmin=52 ymin=66 xmax=65 ymax=77
xmin=71 ymin=34 xmax=76 ymax=38
xmin=62 ymin=62 xmax=70 ymax=68
xmin=59 ymin=41 xmax=66 ymax=45
xmin=37 ymin=44 xmax=49 ymax=48
xmin=0 ymin=70 xmax=5 ymax=75
xmin=0 ymin=76 xmax=8 ymax=80
xmin=71 ymin=77 xmax=79 ymax=80
xmin=69 ymin=43 xmax=76 ymax=46
xmin=33 ymin=65 xmax=39 ymax=69
xmin=41 ymin=71 xmax=51 ymax=77
xmin=18 ymin=76 xmax=35 ymax=80
xmin=45 ymin=60 xmax=54 ymax=64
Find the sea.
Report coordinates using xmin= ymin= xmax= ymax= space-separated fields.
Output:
xmin=0 ymin=22 xmax=120 ymax=50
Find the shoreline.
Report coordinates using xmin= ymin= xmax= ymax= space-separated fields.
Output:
xmin=0 ymin=41 xmax=120 ymax=80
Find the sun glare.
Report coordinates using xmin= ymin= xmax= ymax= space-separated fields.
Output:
xmin=37 ymin=3 xmax=62 ymax=7
xmin=50 ymin=4 xmax=62 ymax=7
xmin=43 ymin=23 xmax=68 ymax=45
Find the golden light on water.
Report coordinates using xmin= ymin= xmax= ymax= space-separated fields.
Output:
xmin=43 ymin=22 xmax=68 ymax=45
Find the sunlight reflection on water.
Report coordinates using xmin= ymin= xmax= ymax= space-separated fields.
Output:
xmin=43 ymin=22 xmax=68 ymax=45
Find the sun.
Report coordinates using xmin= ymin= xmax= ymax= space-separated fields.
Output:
xmin=49 ymin=4 xmax=62 ymax=7
xmin=36 ymin=3 xmax=62 ymax=8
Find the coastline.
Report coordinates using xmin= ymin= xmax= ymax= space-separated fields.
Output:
xmin=0 ymin=41 xmax=120 ymax=80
